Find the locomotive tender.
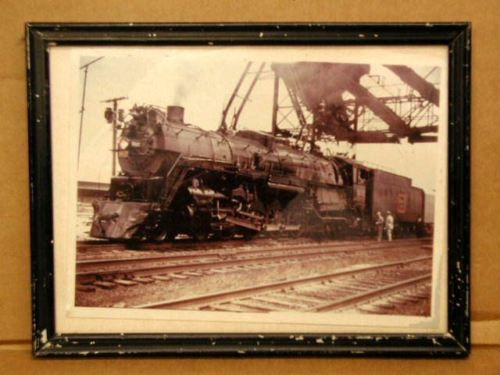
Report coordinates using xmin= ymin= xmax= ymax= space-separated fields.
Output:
xmin=90 ymin=104 xmax=426 ymax=241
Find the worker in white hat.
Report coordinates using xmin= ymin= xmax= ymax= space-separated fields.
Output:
xmin=385 ymin=211 xmax=394 ymax=242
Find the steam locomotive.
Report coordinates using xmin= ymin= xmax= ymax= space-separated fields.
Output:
xmin=90 ymin=105 xmax=427 ymax=241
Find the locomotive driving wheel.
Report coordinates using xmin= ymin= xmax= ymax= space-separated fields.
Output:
xmin=146 ymin=215 xmax=178 ymax=242
xmin=212 ymin=227 xmax=235 ymax=241
xmin=190 ymin=212 xmax=211 ymax=241
xmin=152 ymin=227 xmax=177 ymax=242
xmin=323 ymin=222 xmax=335 ymax=238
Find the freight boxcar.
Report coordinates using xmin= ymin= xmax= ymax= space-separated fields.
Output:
xmin=333 ymin=157 xmax=426 ymax=235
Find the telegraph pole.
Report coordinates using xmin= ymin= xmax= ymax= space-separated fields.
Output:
xmin=102 ymin=96 xmax=128 ymax=176
xmin=78 ymin=56 xmax=104 ymax=168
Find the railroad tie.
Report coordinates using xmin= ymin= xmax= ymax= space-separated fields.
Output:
xmin=169 ymin=273 xmax=188 ymax=279
xmin=114 ymin=279 xmax=139 ymax=286
xmin=152 ymin=275 xmax=171 ymax=281
xmin=77 ymin=285 xmax=96 ymax=293
xmin=210 ymin=269 xmax=227 ymax=274
xmin=356 ymin=305 xmax=383 ymax=314
xmin=133 ymin=277 xmax=155 ymax=284
xmin=373 ymin=301 xmax=396 ymax=309
xmin=209 ymin=303 xmax=260 ymax=313
xmin=230 ymin=300 xmax=275 ymax=312
xmin=183 ymin=271 xmax=203 ymax=277
xmin=93 ymin=281 xmax=117 ymax=289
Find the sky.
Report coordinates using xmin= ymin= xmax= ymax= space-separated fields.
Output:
xmin=72 ymin=46 xmax=446 ymax=193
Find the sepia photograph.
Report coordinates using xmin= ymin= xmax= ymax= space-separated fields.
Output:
xmin=44 ymin=44 xmax=450 ymax=336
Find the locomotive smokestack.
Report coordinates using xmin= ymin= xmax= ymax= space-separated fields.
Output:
xmin=167 ymin=105 xmax=184 ymax=124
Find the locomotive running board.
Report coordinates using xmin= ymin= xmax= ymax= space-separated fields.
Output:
xmin=225 ymin=215 xmax=262 ymax=231
xmin=268 ymin=181 xmax=305 ymax=193
xmin=265 ymin=224 xmax=301 ymax=232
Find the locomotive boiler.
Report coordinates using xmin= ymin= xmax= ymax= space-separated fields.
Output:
xmin=90 ymin=104 xmax=426 ymax=241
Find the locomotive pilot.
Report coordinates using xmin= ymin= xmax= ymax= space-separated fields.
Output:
xmin=385 ymin=211 xmax=395 ymax=242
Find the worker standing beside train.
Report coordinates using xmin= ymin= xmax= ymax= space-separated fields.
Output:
xmin=385 ymin=211 xmax=394 ymax=242
xmin=375 ymin=211 xmax=384 ymax=242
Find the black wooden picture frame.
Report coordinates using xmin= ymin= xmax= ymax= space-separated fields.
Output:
xmin=27 ymin=23 xmax=470 ymax=357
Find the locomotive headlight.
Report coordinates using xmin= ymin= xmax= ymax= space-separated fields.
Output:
xmin=118 ymin=138 xmax=130 ymax=150
xmin=104 ymin=107 xmax=114 ymax=124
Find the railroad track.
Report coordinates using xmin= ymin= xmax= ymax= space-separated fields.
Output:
xmin=132 ymin=256 xmax=432 ymax=314
xmin=77 ymin=235 xmax=432 ymax=255
xmin=77 ymin=236 xmax=321 ymax=253
xmin=76 ymin=238 xmax=431 ymax=286
xmin=76 ymin=237 xmax=331 ymax=261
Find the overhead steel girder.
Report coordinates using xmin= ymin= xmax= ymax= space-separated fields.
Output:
xmin=346 ymin=82 xmax=412 ymax=137
xmin=384 ymin=65 xmax=440 ymax=107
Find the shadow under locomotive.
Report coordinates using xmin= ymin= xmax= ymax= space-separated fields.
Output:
xmin=90 ymin=105 xmax=431 ymax=242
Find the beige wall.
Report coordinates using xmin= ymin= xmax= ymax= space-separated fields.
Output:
xmin=1 ymin=0 xmax=499 ymax=373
